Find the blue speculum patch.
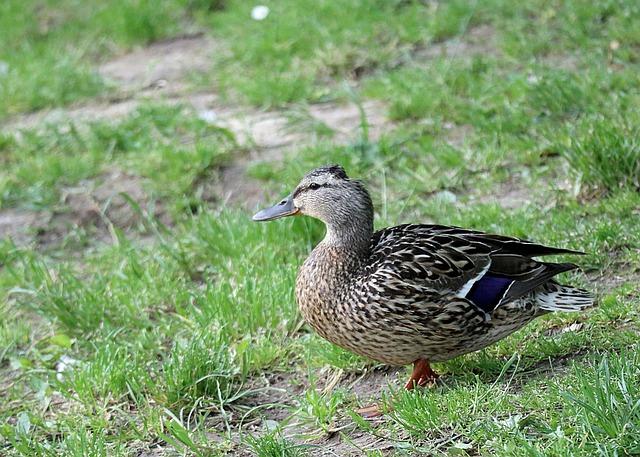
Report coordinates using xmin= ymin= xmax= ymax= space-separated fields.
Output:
xmin=467 ymin=275 xmax=514 ymax=312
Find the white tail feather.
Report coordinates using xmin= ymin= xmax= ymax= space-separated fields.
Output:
xmin=536 ymin=284 xmax=594 ymax=312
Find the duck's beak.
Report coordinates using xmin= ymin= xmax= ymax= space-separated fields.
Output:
xmin=252 ymin=194 xmax=299 ymax=221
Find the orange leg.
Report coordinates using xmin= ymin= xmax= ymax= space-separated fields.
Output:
xmin=404 ymin=359 xmax=439 ymax=390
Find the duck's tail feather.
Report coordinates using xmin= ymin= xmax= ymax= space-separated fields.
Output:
xmin=535 ymin=281 xmax=595 ymax=312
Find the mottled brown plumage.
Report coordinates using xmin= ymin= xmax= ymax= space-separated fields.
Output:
xmin=253 ymin=165 xmax=594 ymax=391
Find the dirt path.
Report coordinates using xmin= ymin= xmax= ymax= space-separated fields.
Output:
xmin=1 ymin=32 xmax=391 ymax=248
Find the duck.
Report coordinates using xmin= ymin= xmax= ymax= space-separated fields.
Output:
xmin=253 ymin=165 xmax=593 ymax=415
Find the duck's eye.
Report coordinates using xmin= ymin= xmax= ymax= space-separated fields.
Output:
xmin=308 ymin=183 xmax=321 ymax=190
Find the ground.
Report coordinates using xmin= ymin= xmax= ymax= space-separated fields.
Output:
xmin=1 ymin=1 xmax=639 ymax=456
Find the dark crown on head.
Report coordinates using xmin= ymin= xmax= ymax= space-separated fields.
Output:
xmin=307 ymin=164 xmax=348 ymax=180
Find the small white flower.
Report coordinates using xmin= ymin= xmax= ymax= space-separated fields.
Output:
xmin=527 ymin=74 xmax=540 ymax=84
xmin=198 ymin=109 xmax=218 ymax=124
xmin=263 ymin=419 xmax=279 ymax=431
xmin=548 ymin=425 xmax=565 ymax=438
xmin=0 ymin=61 xmax=9 ymax=76
xmin=251 ymin=5 xmax=270 ymax=21
xmin=494 ymin=414 xmax=522 ymax=429
xmin=435 ymin=190 xmax=458 ymax=204
xmin=55 ymin=355 xmax=79 ymax=381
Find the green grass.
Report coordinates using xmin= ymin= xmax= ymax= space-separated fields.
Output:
xmin=382 ymin=347 xmax=640 ymax=456
xmin=566 ymin=351 xmax=640 ymax=455
xmin=1 ymin=0 xmax=640 ymax=455
xmin=560 ymin=114 xmax=640 ymax=193
xmin=0 ymin=0 xmax=204 ymax=118
xmin=1 ymin=104 xmax=235 ymax=212
xmin=207 ymin=0 xmax=483 ymax=107
xmin=247 ymin=429 xmax=307 ymax=457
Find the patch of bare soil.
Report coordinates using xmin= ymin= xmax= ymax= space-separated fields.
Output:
xmin=2 ymin=33 xmax=221 ymax=132
xmin=3 ymin=28 xmax=391 ymax=212
xmin=5 ymin=102 xmax=388 ymax=211
xmin=490 ymin=178 xmax=537 ymax=210
xmin=240 ymin=366 xmax=402 ymax=425
xmin=4 ymin=99 xmax=143 ymax=132
xmin=308 ymin=101 xmax=388 ymax=143
xmin=0 ymin=366 xmax=23 ymax=400
xmin=463 ymin=177 xmax=534 ymax=211
xmin=340 ymin=365 xmax=403 ymax=404
xmin=0 ymin=209 xmax=47 ymax=247
xmin=240 ymin=371 xmax=307 ymax=424
xmin=2 ymin=99 xmax=390 ymax=231
xmin=234 ymin=366 xmax=404 ymax=455
xmin=204 ymin=100 xmax=387 ymax=150
xmin=207 ymin=162 xmax=268 ymax=210
xmin=2 ymin=94 xmax=223 ymax=133
xmin=414 ymin=24 xmax=499 ymax=61
xmin=588 ymin=267 xmax=640 ymax=296
xmin=0 ymin=29 xmax=388 ymax=245
xmin=468 ymin=167 xmax=568 ymax=211
xmin=307 ymin=428 xmax=400 ymax=457
xmin=240 ymin=368 xmax=376 ymax=416
xmin=198 ymin=100 xmax=389 ymax=209
xmin=99 ymin=34 xmax=217 ymax=94
xmin=541 ymin=53 xmax=581 ymax=71
xmin=48 ymin=168 xmax=170 ymax=243
xmin=0 ymin=169 xmax=169 ymax=249
xmin=443 ymin=122 xmax=474 ymax=148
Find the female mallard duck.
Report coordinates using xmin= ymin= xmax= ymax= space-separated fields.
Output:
xmin=253 ymin=165 xmax=593 ymax=412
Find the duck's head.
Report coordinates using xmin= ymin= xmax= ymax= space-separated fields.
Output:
xmin=252 ymin=165 xmax=373 ymax=232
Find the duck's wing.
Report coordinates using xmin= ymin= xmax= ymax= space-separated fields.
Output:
xmin=367 ymin=224 xmax=583 ymax=314
xmin=367 ymin=224 xmax=492 ymax=295
xmin=418 ymin=224 xmax=584 ymax=257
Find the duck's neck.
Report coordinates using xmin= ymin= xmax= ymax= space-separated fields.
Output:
xmin=297 ymin=214 xmax=373 ymax=325
xmin=321 ymin=215 xmax=373 ymax=258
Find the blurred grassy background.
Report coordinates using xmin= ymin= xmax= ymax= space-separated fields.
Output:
xmin=1 ymin=1 xmax=639 ymax=456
